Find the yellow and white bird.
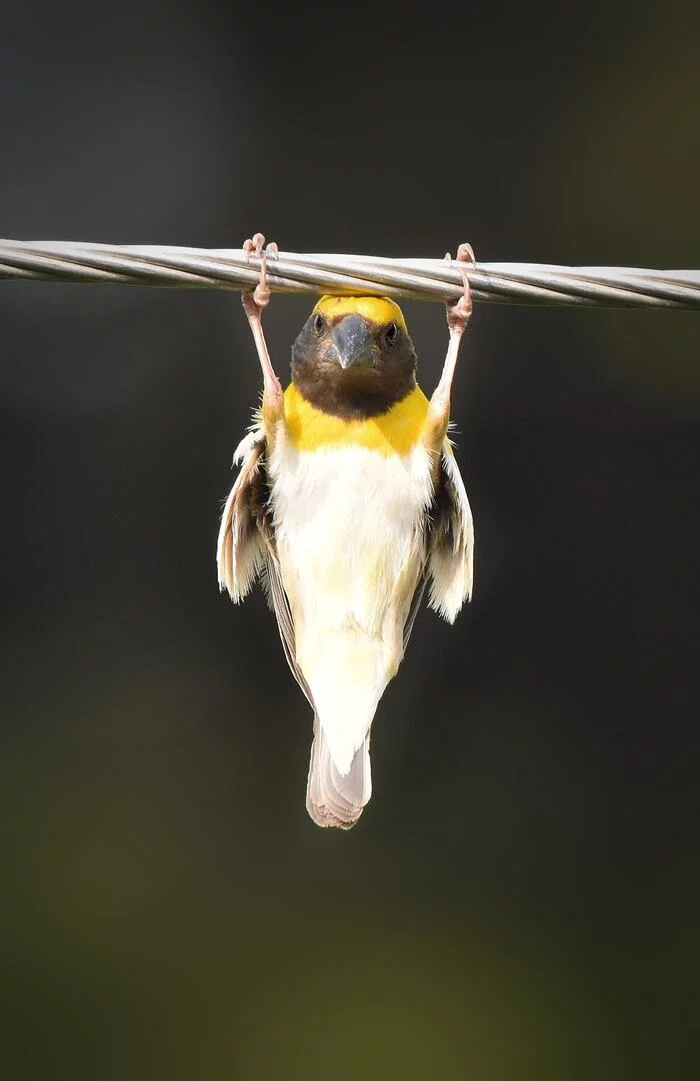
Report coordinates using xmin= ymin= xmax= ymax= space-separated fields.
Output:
xmin=217 ymin=234 xmax=475 ymax=829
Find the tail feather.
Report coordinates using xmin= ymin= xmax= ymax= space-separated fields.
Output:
xmin=306 ymin=717 xmax=372 ymax=830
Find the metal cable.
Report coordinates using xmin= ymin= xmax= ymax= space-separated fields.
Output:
xmin=1 ymin=239 xmax=699 ymax=309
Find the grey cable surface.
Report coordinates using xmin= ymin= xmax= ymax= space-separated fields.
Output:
xmin=1 ymin=240 xmax=699 ymax=309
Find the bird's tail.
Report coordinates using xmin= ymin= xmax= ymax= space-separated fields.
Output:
xmin=305 ymin=716 xmax=372 ymax=830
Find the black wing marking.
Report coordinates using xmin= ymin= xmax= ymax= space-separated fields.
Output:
xmin=403 ymin=571 xmax=428 ymax=652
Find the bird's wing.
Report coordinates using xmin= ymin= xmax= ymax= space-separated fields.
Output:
xmin=216 ymin=425 xmax=271 ymax=601
xmin=402 ymin=439 xmax=473 ymax=650
xmin=261 ymin=550 xmax=315 ymax=708
xmin=403 ymin=573 xmax=428 ymax=652
xmin=217 ymin=422 xmax=315 ymax=709
xmin=425 ymin=440 xmax=474 ymax=625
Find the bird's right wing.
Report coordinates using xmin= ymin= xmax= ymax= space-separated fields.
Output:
xmin=216 ymin=425 xmax=271 ymax=601
xmin=217 ymin=422 xmax=314 ymax=708
xmin=261 ymin=551 xmax=314 ymax=708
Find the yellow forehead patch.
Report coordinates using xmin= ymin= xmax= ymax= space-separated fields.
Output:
xmin=312 ymin=295 xmax=408 ymax=333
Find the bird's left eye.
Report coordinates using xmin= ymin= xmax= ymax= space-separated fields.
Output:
xmin=313 ymin=313 xmax=325 ymax=334
xmin=384 ymin=323 xmax=398 ymax=345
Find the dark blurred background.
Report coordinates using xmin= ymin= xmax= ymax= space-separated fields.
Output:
xmin=1 ymin=2 xmax=698 ymax=1078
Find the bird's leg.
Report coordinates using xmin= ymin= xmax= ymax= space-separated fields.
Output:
xmin=423 ymin=243 xmax=475 ymax=453
xmin=241 ymin=232 xmax=284 ymax=434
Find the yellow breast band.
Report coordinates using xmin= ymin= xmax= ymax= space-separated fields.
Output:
xmin=284 ymin=383 xmax=429 ymax=455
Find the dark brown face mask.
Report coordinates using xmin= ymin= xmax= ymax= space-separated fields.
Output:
xmin=291 ymin=306 xmax=417 ymax=421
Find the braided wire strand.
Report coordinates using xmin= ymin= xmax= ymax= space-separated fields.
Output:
xmin=1 ymin=239 xmax=699 ymax=309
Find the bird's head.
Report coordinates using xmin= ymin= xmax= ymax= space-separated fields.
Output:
xmin=291 ymin=296 xmax=417 ymax=419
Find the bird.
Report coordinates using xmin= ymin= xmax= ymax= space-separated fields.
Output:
xmin=217 ymin=234 xmax=475 ymax=829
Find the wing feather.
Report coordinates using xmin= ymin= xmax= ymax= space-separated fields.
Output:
xmin=426 ymin=440 xmax=474 ymax=623
xmin=216 ymin=426 xmax=269 ymax=601
xmin=402 ymin=439 xmax=473 ymax=650
xmin=262 ymin=551 xmax=315 ymax=708
xmin=217 ymin=421 xmax=314 ymax=708
xmin=403 ymin=573 xmax=428 ymax=652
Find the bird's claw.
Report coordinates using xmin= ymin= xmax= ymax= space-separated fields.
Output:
xmin=445 ymin=242 xmax=475 ymax=334
xmin=242 ymin=232 xmax=279 ymax=314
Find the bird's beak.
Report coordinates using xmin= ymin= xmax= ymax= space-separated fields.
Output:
xmin=329 ymin=314 xmax=374 ymax=369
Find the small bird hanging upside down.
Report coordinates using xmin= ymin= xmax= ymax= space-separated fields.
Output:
xmin=217 ymin=234 xmax=475 ymax=829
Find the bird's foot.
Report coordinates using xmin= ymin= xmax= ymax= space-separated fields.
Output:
xmin=423 ymin=243 xmax=476 ymax=452
xmin=444 ymin=242 xmax=475 ymax=334
xmin=240 ymin=233 xmax=283 ymax=423
xmin=242 ymin=232 xmax=279 ymax=317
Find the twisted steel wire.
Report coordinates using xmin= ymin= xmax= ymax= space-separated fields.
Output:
xmin=1 ymin=239 xmax=699 ymax=309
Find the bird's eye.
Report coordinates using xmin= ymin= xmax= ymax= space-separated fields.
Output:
xmin=313 ymin=313 xmax=325 ymax=335
xmin=384 ymin=322 xmax=398 ymax=345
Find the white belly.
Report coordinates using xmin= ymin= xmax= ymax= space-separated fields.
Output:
xmin=268 ymin=435 xmax=433 ymax=770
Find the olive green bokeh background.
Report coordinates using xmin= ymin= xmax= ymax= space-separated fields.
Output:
xmin=1 ymin=2 xmax=698 ymax=1078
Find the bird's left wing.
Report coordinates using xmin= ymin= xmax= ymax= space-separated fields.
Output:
xmin=403 ymin=574 xmax=428 ymax=651
xmin=402 ymin=440 xmax=474 ymax=652
xmin=426 ymin=440 xmax=474 ymax=623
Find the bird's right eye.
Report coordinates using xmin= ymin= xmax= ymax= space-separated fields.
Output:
xmin=313 ymin=313 xmax=325 ymax=334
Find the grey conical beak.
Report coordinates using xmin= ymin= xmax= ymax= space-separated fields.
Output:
xmin=329 ymin=314 xmax=374 ymax=369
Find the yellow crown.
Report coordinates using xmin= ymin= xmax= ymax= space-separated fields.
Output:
xmin=312 ymin=295 xmax=408 ymax=333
